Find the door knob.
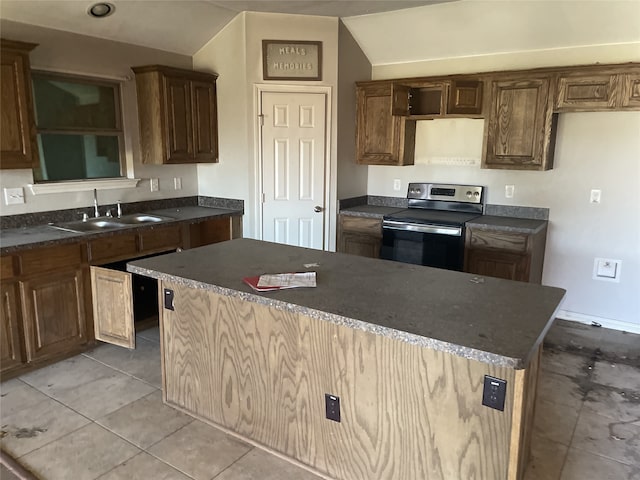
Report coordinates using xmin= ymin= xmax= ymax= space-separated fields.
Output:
xmin=314 ymin=206 xmax=323 ymax=213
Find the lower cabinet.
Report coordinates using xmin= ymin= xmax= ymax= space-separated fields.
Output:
xmin=91 ymin=216 xmax=240 ymax=349
xmin=464 ymin=226 xmax=547 ymax=283
xmin=20 ymin=267 xmax=88 ymax=362
xmin=1 ymin=281 xmax=24 ymax=373
xmin=0 ymin=214 xmax=242 ymax=378
xmin=91 ymin=265 xmax=134 ymax=349
xmin=337 ymin=215 xmax=382 ymax=258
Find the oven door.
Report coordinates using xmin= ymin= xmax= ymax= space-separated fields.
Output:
xmin=380 ymin=220 xmax=465 ymax=271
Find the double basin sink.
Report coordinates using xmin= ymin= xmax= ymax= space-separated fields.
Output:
xmin=51 ymin=213 xmax=174 ymax=234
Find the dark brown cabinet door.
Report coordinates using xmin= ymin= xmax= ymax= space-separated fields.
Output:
xmin=483 ymin=75 xmax=557 ymax=171
xmin=466 ymin=249 xmax=529 ymax=282
xmin=134 ymin=65 xmax=219 ymax=165
xmin=556 ymin=74 xmax=618 ymax=111
xmin=1 ymin=282 xmax=24 ymax=374
xmin=0 ymin=41 xmax=38 ymax=169
xmin=191 ymin=80 xmax=218 ymax=162
xmin=356 ymin=82 xmax=415 ymax=166
xmin=164 ymin=75 xmax=193 ymax=163
xmin=340 ymin=232 xmax=381 ymax=258
xmin=448 ymin=79 xmax=483 ymax=115
xmin=20 ymin=267 xmax=88 ymax=362
xmin=621 ymin=73 xmax=640 ymax=108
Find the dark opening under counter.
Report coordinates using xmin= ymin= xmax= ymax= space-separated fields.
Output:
xmin=128 ymin=238 xmax=565 ymax=480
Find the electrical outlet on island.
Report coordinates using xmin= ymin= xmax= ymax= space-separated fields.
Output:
xmin=150 ymin=178 xmax=159 ymax=192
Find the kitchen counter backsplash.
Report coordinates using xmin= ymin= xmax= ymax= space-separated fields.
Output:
xmin=339 ymin=196 xmax=548 ymax=220
xmin=338 ymin=195 xmax=407 ymax=210
xmin=0 ymin=196 xmax=244 ymax=229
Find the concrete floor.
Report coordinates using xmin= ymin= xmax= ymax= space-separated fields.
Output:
xmin=1 ymin=319 xmax=639 ymax=480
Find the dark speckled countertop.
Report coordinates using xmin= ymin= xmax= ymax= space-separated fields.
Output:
xmin=340 ymin=205 xmax=548 ymax=234
xmin=0 ymin=206 xmax=242 ymax=254
xmin=339 ymin=205 xmax=404 ymax=218
xmin=466 ymin=216 xmax=547 ymax=234
xmin=129 ymin=238 xmax=565 ymax=369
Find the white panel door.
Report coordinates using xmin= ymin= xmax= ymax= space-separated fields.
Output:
xmin=261 ymin=91 xmax=326 ymax=249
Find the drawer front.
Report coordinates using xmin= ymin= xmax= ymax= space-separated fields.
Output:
xmin=138 ymin=225 xmax=182 ymax=254
xmin=1 ymin=256 xmax=15 ymax=280
xmin=90 ymin=234 xmax=138 ymax=264
xmin=468 ymin=229 xmax=528 ymax=253
xmin=340 ymin=216 xmax=382 ymax=238
xmin=20 ymin=242 xmax=85 ymax=276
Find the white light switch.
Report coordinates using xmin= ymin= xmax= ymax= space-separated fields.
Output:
xmin=393 ymin=179 xmax=401 ymax=191
xmin=590 ymin=189 xmax=601 ymax=204
xmin=505 ymin=185 xmax=515 ymax=198
xmin=150 ymin=178 xmax=159 ymax=192
xmin=593 ymin=258 xmax=621 ymax=282
xmin=4 ymin=187 xmax=25 ymax=205
xmin=173 ymin=177 xmax=182 ymax=190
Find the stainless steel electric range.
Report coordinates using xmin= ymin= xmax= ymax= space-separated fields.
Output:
xmin=380 ymin=183 xmax=485 ymax=271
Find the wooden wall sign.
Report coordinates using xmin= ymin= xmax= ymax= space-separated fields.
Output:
xmin=262 ymin=40 xmax=322 ymax=81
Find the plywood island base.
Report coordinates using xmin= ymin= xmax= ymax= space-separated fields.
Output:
xmin=159 ymin=280 xmax=540 ymax=480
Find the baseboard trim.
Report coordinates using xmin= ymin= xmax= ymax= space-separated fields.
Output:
xmin=556 ymin=310 xmax=640 ymax=335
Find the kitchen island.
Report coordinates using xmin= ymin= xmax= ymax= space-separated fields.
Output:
xmin=128 ymin=238 xmax=565 ymax=480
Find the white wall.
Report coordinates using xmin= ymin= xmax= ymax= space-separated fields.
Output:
xmin=362 ymin=1 xmax=640 ymax=333
xmin=336 ymin=20 xmax=370 ymax=199
xmin=194 ymin=12 xmax=340 ymax=247
xmin=0 ymin=20 xmax=198 ymax=216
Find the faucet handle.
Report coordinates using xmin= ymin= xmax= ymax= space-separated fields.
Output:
xmin=105 ymin=209 xmax=112 ymax=217
xmin=117 ymin=200 xmax=122 ymax=218
xmin=81 ymin=212 xmax=89 ymax=222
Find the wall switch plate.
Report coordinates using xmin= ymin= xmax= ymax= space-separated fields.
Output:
xmin=173 ymin=177 xmax=182 ymax=190
xmin=393 ymin=179 xmax=402 ymax=191
xmin=150 ymin=178 xmax=159 ymax=192
xmin=590 ymin=189 xmax=601 ymax=204
xmin=325 ymin=394 xmax=341 ymax=422
xmin=4 ymin=187 xmax=25 ymax=205
xmin=593 ymin=258 xmax=621 ymax=282
xmin=482 ymin=375 xmax=506 ymax=411
xmin=505 ymin=185 xmax=515 ymax=198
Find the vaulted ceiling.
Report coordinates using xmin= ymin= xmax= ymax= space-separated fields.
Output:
xmin=0 ymin=0 xmax=448 ymax=56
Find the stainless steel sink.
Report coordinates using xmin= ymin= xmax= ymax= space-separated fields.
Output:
xmin=50 ymin=213 xmax=174 ymax=233
xmin=114 ymin=213 xmax=174 ymax=224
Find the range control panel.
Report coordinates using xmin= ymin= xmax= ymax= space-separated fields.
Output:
xmin=407 ymin=183 xmax=484 ymax=204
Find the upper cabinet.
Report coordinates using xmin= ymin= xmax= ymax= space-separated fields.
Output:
xmin=356 ymin=81 xmax=416 ymax=166
xmin=132 ymin=65 xmax=219 ymax=164
xmin=390 ymin=79 xmax=483 ymax=118
xmin=0 ymin=39 xmax=39 ymax=170
xmin=556 ymin=69 xmax=640 ymax=111
xmin=483 ymin=74 xmax=557 ymax=171
xmin=355 ymin=78 xmax=483 ymax=165
xmin=355 ymin=63 xmax=638 ymax=170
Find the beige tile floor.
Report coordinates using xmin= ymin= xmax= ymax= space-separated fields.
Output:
xmin=1 ymin=321 xmax=639 ymax=480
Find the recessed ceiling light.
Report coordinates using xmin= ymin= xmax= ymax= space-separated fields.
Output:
xmin=88 ymin=2 xmax=115 ymax=18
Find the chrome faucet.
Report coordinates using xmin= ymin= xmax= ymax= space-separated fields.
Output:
xmin=93 ymin=189 xmax=100 ymax=218
xmin=116 ymin=200 xmax=122 ymax=218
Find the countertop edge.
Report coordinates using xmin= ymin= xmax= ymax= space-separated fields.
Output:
xmin=128 ymin=264 xmax=530 ymax=369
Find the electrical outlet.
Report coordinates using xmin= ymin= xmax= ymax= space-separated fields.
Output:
xmin=393 ymin=179 xmax=401 ymax=191
xmin=325 ymin=394 xmax=341 ymax=422
xmin=593 ymin=258 xmax=621 ymax=282
xmin=3 ymin=187 xmax=25 ymax=205
xmin=505 ymin=185 xmax=515 ymax=198
xmin=150 ymin=178 xmax=159 ymax=192
xmin=482 ymin=375 xmax=506 ymax=411
xmin=590 ymin=189 xmax=601 ymax=204
xmin=173 ymin=177 xmax=182 ymax=190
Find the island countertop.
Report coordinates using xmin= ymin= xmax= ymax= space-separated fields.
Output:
xmin=128 ymin=238 xmax=565 ymax=368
